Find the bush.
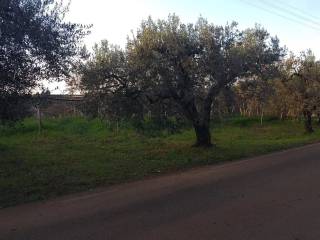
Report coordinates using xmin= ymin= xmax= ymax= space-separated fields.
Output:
xmin=132 ymin=116 xmax=186 ymax=137
xmin=0 ymin=94 xmax=32 ymax=123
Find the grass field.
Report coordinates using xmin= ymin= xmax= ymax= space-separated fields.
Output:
xmin=1 ymin=117 xmax=320 ymax=208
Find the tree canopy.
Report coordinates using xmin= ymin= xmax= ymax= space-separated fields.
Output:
xmin=0 ymin=0 xmax=89 ymax=121
xmin=80 ymin=15 xmax=284 ymax=146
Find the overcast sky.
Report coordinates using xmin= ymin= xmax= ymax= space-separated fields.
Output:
xmin=49 ymin=0 xmax=320 ymax=93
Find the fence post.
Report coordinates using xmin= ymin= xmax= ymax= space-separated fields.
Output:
xmin=37 ymin=105 xmax=42 ymax=134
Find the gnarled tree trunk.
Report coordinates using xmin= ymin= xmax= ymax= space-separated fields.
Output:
xmin=190 ymin=85 xmax=221 ymax=147
xmin=303 ymin=110 xmax=313 ymax=133
xmin=193 ymin=122 xmax=212 ymax=147
xmin=191 ymin=92 xmax=216 ymax=147
xmin=180 ymin=98 xmax=213 ymax=147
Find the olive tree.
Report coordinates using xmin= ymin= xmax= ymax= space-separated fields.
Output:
xmin=0 ymin=0 xmax=89 ymax=122
xmin=127 ymin=16 xmax=283 ymax=146
xmin=281 ymin=52 xmax=320 ymax=132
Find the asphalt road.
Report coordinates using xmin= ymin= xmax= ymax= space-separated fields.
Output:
xmin=2 ymin=143 xmax=320 ymax=240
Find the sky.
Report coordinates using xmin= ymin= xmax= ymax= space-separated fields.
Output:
xmin=49 ymin=0 xmax=320 ymax=93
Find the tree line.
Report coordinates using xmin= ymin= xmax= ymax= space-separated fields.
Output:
xmin=1 ymin=1 xmax=320 ymax=147
xmin=76 ymin=15 xmax=320 ymax=146
xmin=235 ymin=51 xmax=320 ymax=132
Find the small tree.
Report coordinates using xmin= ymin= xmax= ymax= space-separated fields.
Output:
xmin=286 ymin=51 xmax=320 ymax=133
xmin=79 ymin=41 xmax=143 ymax=120
xmin=235 ymin=77 xmax=273 ymax=124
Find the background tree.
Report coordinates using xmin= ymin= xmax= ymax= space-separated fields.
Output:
xmin=285 ymin=51 xmax=320 ymax=132
xmin=0 ymin=0 xmax=89 ymax=122
xmin=79 ymin=41 xmax=144 ymax=120
xmin=235 ymin=77 xmax=273 ymax=124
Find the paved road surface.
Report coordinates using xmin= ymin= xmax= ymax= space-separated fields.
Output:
xmin=2 ymin=143 xmax=320 ymax=240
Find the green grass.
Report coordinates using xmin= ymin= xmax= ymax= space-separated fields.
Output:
xmin=1 ymin=117 xmax=320 ymax=208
